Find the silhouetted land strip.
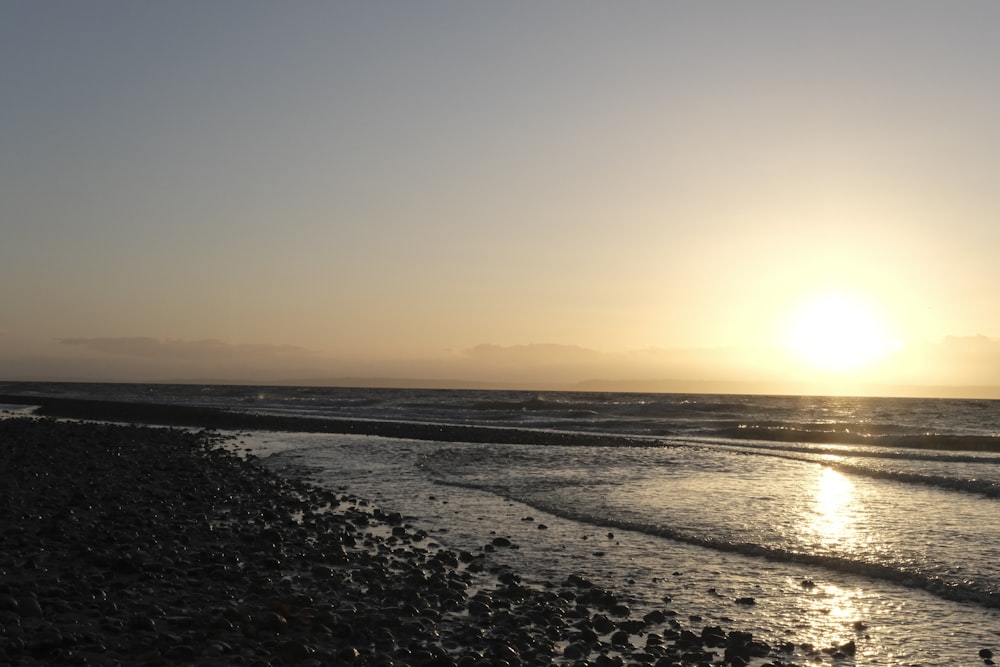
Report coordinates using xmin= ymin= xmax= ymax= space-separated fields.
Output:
xmin=3 ymin=392 xmax=1000 ymax=452
xmin=0 ymin=394 xmax=652 ymax=447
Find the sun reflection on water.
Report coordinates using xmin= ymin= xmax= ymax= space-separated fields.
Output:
xmin=789 ymin=467 xmax=876 ymax=661
xmin=793 ymin=580 xmax=874 ymax=664
xmin=809 ymin=466 xmax=856 ymax=548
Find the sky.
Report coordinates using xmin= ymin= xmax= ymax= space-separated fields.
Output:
xmin=3 ymin=2 xmax=1000 ymax=396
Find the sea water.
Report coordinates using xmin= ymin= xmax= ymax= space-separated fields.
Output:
xmin=5 ymin=382 xmax=1000 ymax=664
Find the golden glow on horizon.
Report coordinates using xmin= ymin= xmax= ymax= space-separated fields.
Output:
xmin=783 ymin=291 xmax=901 ymax=373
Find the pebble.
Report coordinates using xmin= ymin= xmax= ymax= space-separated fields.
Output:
xmin=18 ymin=597 xmax=43 ymax=618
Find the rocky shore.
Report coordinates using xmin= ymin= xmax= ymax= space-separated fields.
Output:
xmin=0 ymin=416 xmax=801 ymax=666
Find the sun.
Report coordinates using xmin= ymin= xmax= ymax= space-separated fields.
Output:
xmin=783 ymin=291 xmax=899 ymax=372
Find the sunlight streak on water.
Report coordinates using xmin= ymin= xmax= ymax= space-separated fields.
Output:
xmin=808 ymin=467 xmax=856 ymax=549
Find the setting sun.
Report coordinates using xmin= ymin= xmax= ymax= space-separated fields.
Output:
xmin=784 ymin=292 xmax=900 ymax=372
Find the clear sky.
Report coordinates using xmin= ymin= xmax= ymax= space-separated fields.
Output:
xmin=3 ymin=2 xmax=1000 ymax=396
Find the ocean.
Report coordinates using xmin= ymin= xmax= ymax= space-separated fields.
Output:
xmin=3 ymin=382 xmax=999 ymax=664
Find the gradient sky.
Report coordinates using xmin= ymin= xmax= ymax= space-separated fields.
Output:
xmin=3 ymin=2 xmax=1000 ymax=395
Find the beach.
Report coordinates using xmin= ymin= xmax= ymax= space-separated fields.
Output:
xmin=1 ymin=414 xmax=796 ymax=667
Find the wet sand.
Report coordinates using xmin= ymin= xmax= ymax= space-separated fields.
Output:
xmin=0 ymin=413 xmax=804 ymax=665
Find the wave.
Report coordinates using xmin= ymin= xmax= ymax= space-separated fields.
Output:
xmin=428 ymin=475 xmax=1000 ymax=609
xmin=829 ymin=460 xmax=1000 ymax=498
xmin=710 ymin=423 xmax=1000 ymax=453
xmin=677 ymin=439 xmax=1000 ymax=499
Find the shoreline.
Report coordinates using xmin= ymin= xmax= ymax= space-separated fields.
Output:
xmin=3 ymin=392 xmax=999 ymax=454
xmin=0 ymin=416 xmax=801 ymax=666
xmin=0 ymin=394 xmax=653 ymax=448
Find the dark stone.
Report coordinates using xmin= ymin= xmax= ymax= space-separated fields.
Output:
xmin=591 ymin=613 xmax=616 ymax=634
xmin=610 ymin=629 xmax=631 ymax=646
xmin=676 ymin=629 xmax=702 ymax=648
xmin=701 ymin=625 xmax=726 ymax=647
xmin=643 ymin=609 xmax=666 ymax=625
xmin=595 ymin=654 xmax=625 ymax=667
xmin=17 ymin=597 xmax=43 ymax=618
xmin=275 ymin=640 xmax=314 ymax=662
xmin=619 ymin=619 xmax=645 ymax=634
xmin=566 ymin=574 xmax=594 ymax=588
xmin=467 ymin=600 xmax=491 ymax=617
xmin=165 ymin=644 xmax=197 ymax=661
xmin=256 ymin=611 xmax=289 ymax=633
xmin=609 ymin=603 xmax=630 ymax=617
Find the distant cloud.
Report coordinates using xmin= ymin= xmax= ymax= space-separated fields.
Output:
xmin=890 ymin=335 xmax=1000 ymax=387
xmin=58 ymin=337 xmax=319 ymax=362
xmin=463 ymin=343 xmax=606 ymax=365
xmin=938 ymin=334 xmax=997 ymax=353
xmin=28 ymin=334 xmax=1000 ymax=396
xmin=941 ymin=336 xmax=1000 ymax=370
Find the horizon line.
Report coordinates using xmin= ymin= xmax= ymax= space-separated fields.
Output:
xmin=4 ymin=376 xmax=1000 ymax=401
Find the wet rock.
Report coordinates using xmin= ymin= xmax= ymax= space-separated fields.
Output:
xmin=619 ymin=619 xmax=645 ymax=634
xmin=609 ymin=602 xmax=630 ymax=617
xmin=467 ymin=599 xmax=492 ymax=617
xmin=824 ymin=639 xmax=856 ymax=657
xmin=17 ymin=596 xmax=43 ymax=618
xmin=165 ymin=644 xmax=197 ymax=661
xmin=487 ymin=642 xmax=520 ymax=663
xmin=701 ymin=625 xmax=726 ymax=647
xmin=255 ymin=610 xmax=289 ymax=633
xmin=643 ymin=609 xmax=666 ymax=625
xmin=336 ymin=646 xmax=362 ymax=661
xmin=128 ymin=614 xmax=156 ymax=631
xmin=591 ymin=613 xmax=616 ymax=634
xmin=563 ymin=641 xmax=589 ymax=659
xmin=610 ymin=629 xmax=631 ymax=646
xmin=275 ymin=639 xmax=315 ymax=662
xmin=676 ymin=629 xmax=702 ymax=649
xmin=594 ymin=653 xmax=625 ymax=667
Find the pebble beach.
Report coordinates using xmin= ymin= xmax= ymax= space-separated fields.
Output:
xmin=0 ymin=413 xmax=805 ymax=666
